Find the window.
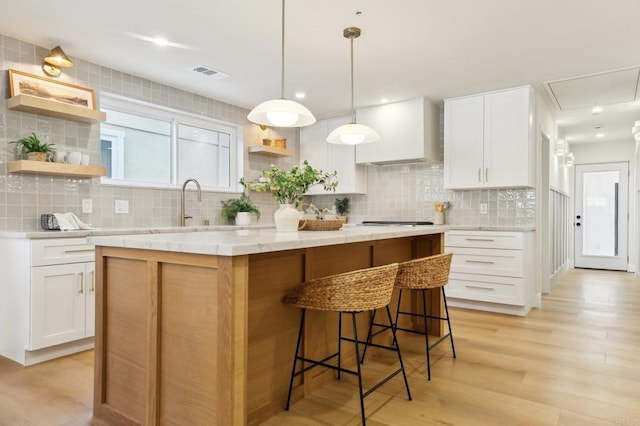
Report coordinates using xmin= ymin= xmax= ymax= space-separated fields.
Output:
xmin=99 ymin=94 xmax=242 ymax=192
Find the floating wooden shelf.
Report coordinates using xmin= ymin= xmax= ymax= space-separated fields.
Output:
xmin=248 ymin=145 xmax=292 ymax=157
xmin=8 ymin=160 xmax=107 ymax=178
xmin=7 ymin=95 xmax=106 ymax=124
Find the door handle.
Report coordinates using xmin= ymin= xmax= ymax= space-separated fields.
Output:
xmin=78 ymin=272 xmax=84 ymax=294
xmin=90 ymin=271 xmax=95 ymax=292
xmin=485 ymin=168 xmax=489 ymax=182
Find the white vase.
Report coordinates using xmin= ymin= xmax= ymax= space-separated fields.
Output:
xmin=274 ymin=203 xmax=301 ymax=232
xmin=235 ymin=212 xmax=251 ymax=226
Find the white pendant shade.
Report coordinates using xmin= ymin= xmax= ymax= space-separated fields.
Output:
xmin=327 ymin=123 xmax=380 ymax=145
xmin=248 ymin=99 xmax=316 ymax=127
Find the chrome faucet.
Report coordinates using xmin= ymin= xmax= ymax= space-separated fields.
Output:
xmin=180 ymin=178 xmax=202 ymax=226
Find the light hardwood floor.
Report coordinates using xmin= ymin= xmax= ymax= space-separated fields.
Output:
xmin=1 ymin=268 xmax=639 ymax=425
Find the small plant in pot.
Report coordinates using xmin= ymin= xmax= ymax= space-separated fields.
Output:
xmin=10 ymin=133 xmax=55 ymax=162
xmin=335 ymin=197 xmax=350 ymax=222
xmin=221 ymin=179 xmax=260 ymax=225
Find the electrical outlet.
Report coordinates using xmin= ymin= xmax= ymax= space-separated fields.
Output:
xmin=480 ymin=203 xmax=488 ymax=214
xmin=115 ymin=199 xmax=129 ymax=214
xmin=82 ymin=199 xmax=92 ymax=214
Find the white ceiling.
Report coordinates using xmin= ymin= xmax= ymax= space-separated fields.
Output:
xmin=2 ymin=0 xmax=640 ymax=145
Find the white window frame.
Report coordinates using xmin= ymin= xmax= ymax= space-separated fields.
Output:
xmin=99 ymin=93 xmax=244 ymax=193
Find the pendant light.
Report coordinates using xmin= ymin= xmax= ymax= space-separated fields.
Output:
xmin=247 ymin=0 xmax=315 ymax=128
xmin=327 ymin=27 xmax=379 ymax=145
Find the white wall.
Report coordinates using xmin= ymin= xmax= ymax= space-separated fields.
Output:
xmin=571 ymin=139 xmax=637 ymax=272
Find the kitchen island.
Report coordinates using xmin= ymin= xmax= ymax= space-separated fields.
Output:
xmin=90 ymin=225 xmax=447 ymax=425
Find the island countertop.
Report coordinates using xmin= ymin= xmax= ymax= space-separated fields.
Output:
xmin=89 ymin=224 xmax=449 ymax=256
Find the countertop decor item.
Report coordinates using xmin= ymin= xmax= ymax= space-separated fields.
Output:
xmin=221 ymin=180 xmax=261 ymax=225
xmin=433 ymin=201 xmax=450 ymax=225
xmin=251 ymin=160 xmax=337 ymax=231
xmin=298 ymin=219 xmax=343 ymax=231
xmin=335 ymin=196 xmax=349 ymax=222
xmin=10 ymin=132 xmax=55 ymax=161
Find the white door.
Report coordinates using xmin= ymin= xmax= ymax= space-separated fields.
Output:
xmin=574 ymin=162 xmax=628 ymax=270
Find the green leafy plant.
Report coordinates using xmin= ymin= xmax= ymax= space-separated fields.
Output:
xmin=250 ymin=160 xmax=338 ymax=207
xmin=335 ymin=197 xmax=350 ymax=216
xmin=10 ymin=132 xmax=55 ymax=153
xmin=220 ymin=193 xmax=261 ymax=220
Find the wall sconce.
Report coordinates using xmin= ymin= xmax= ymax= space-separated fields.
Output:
xmin=565 ymin=152 xmax=575 ymax=167
xmin=42 ymin=46 xmax=74 ymax=77
xmin=632 ymin=120 xmax=640 ymax=141
xmin=555 ymin=138 xmax=568 ymax=156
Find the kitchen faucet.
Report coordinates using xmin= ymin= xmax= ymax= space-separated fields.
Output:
xmin=180 ymin=178 xmax=202 ymax=226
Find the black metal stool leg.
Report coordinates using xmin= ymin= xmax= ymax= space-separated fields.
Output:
xmin=286 ymin=309 xmax=306 ymax=410
xmin=385 ymin=305 xmax=412 ymax=401
xmin=394 ymin=289 xmax=404 ymax=346
xmin=360 ymin=309 xmax=378 ymax=363
xmin=338 ymin=312 xmax=343 ymax=380
xmin=442 ymin=287 xmax=456 ymax=358
xmin=351 ymin=312 xmax=367 ymax=426
xmin=422 ymin=289 xmax=432 ymax=380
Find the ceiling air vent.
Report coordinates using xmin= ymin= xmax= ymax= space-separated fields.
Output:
xmin=192 ymin=65 xmax=229 ymax=80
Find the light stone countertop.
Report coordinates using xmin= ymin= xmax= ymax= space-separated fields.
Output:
xmin=88 ymin=224 xmax=449 ymax=256
xmin=0 ymin=224 xmax=274 ymax=239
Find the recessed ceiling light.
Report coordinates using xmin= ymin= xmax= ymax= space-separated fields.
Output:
xmin=152 ymin=37 xmax=168 ymax=46
xmin=380 ymin=97 xmax=389 ymax=104
xmin=295 ymin=92 xmax=306 ymax=99
xmin=592 ymin=106 xmax=603 ymax=114
xmin=596 ymin=132 xmax=605 ymax=138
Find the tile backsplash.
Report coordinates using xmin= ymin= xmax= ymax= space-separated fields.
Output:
xmin=0 ymin=34 xmax=535 ymax=232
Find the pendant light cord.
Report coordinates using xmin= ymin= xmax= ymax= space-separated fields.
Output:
xmin=280 ymin=0 xmax=286 ymax=100
xmin=350 ymin=35 xmax=356 ymax=123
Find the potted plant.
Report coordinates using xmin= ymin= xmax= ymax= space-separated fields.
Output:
xmin=251 ymin=160 xmax=338 ymax=231
xmin=335 ymin=197 xmax=350 ymax=222
xmin=221 ymin=194 xmax=260 ymax=225
xmin=10 ymin=133 xmax=55 ymax=162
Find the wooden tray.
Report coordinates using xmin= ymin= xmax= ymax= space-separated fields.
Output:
xmin=298 ymin=219 xmax=343 ymax=231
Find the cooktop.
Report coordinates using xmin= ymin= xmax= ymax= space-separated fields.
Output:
xmin=360 ymin=221 xmax=434 ymax=226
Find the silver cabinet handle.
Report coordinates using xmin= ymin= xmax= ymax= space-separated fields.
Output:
xmin=79 ymin=272 xmax=84 ymax=294
xmin=90 ymin=271 xmax=95 ymax=292
xmin=464 ymin=260 xmax=495 ymax=264
xmin=485 ymin=168 xmax=489 ymax=182
xmin=464 ymin=238 xmax=495 ymax=242
xmin=478 ymin=168 xmax=482 ymax=182
xmin=465 ymin=285 xmax=494 ymax=291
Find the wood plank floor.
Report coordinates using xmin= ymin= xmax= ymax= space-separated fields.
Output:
xmin=1 ymin=268 xmax=639 ymax=425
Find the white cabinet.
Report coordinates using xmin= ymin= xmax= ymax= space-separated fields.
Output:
xmin=444 ymin=230 xmax=538 ymax=316
xmin=0 ymin=236 xmax=96 ymax=365
xmin=355 ymin=97 xmax=440 ymax=165
xmin=300 ymin=116 xmax=367 ymax=194
xmin=444 ymin=86 xmax=535 ymax=189
xmin=30 ymin=262 xmax=95 ymax=350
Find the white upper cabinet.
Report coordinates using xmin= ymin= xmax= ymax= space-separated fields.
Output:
xmin=444 ymin=86 xmax=535 ymax=189
xmin=300 ymin=116 xmax=367 ymax=194
xmin=355 ymin=97 xmax=440 ymax=165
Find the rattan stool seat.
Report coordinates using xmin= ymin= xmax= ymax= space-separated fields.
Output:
xmin=284 ymin=263 xmax=398 ymax=312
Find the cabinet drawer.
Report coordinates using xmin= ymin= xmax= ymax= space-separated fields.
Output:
xmin=31 ymin=238 xmax=95 ymax=266
xmin=446 ymin=231 xmax=523 ymax=250
xmin=447 ymin=247 xmax=523 ymax=277
xmin=446 ymin=273 xmax=524 ymax=305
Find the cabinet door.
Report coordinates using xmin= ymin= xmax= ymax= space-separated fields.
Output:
xmin=85 ymin=262 xmax=96 ymax=337
xmin=327 ymin=116 xmax=366 ymax=194
xmin=30 ymin=263 xmax=86 ymax=350
xmin=444 ymin=95 xmax=485 ymax=189
xmin=483 ymin=87 xmax=532 ymax=187
xmin=300 ymin=120 xmax=329 ymax=195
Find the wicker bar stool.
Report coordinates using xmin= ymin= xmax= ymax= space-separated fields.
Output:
xmin=284 ymin=263 xmax=412 ymax=425
xmin=362 ymin=253 xmax=455 ymax=380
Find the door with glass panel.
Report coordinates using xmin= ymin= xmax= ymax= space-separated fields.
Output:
xmin=574 ymin=162 xmax=628 ymax=270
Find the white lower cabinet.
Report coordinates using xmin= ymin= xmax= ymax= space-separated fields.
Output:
xmin=30 ymin=261 xmax=95 ymax=350
xmin=0 ymin=236 xmax=96 ymax=365
xmin=445 ymin=230 xmax=537 ymax=316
